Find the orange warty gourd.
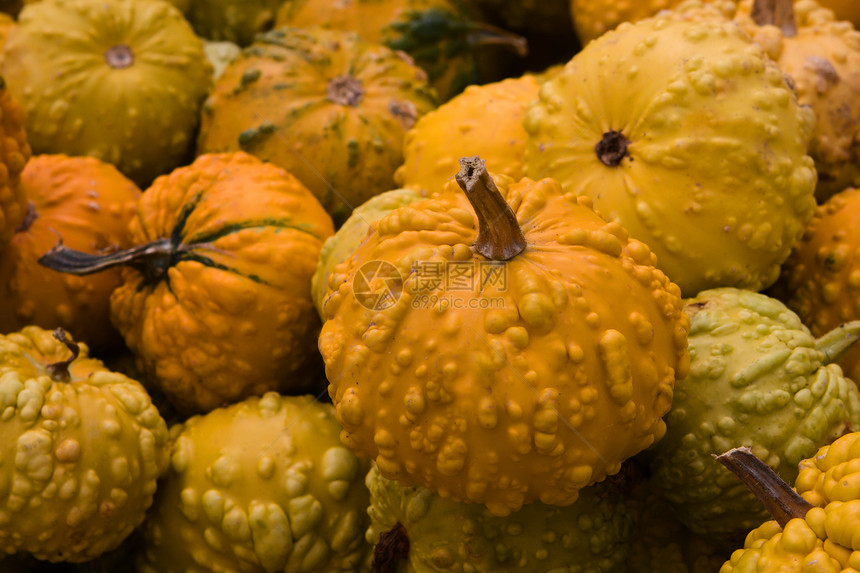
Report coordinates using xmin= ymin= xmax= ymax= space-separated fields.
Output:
xmin=769 ymin=187 xmax=860 ymax=388
xmin=196 ymin=26 xmax=438 ymax=225
xmin=0 ymin=154 xmax=140 ymax=352
xmin=38 ymin=152 xmax=335 ymax=415
xmin=0 ymin=75 xmax=30 ymax=245
xmin=319 ymin=157 xmax=690 ymax=517
xmin=394 ymin=74 xmax=540 ymax=196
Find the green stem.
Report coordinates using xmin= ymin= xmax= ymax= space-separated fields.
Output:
xmin=455 ymin=156 xmax=527 ymax=261
xmin=714 ymin=447 xmax=814 ymax=528
xmin=466 ymin=21 xmax=528 ymax=57
xmin=815 ymin=321 xmax=860 ymax=364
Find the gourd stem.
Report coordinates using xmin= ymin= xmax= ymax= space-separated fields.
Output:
xmin=465 ymin=22 xmax=528 ymax=57
xmin=455 ymin=156 xmax=527 ymax=261
xmin=815 ymin=320 xmax=860 ymax=364
xmin=715 ymin=447 xmax=814 ymax=528
xmin=38 ymin=237 xmax=176 ymax=283
xmin=371 ymin=522 xmax=410 ymax=573
xmin=596 ymin=130 xmax=630 ymax=167
xmin=751 ymin=0 xmax=797 ymax=37
xmin=46 ymin=328 xmax=79 ymax=382
xmin=15 ymin=201 xmax=37 ymax=233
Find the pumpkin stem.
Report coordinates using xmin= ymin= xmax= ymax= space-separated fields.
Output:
xmin=371 ymin=522 xmax=410 ymax=573
xmin=815 ymin=320 xmax=860 ymax=364
xmin=105 ymin=44 xmax=135 ymax=69
xmin=751 ymin=0 xmax=797 ymax=37
xmin=465 ymin=21 xmax=528 ymax=57
xmin=455 ymin=156 xmax=526 ymax=261
xmin=46 ymin=328 xmax=79 ymax=382
xmin=714 ymin=447 xmax=814 ymax=528
xmin=15 ymin=201 xmax=37 ymax=233
xmin=38 ymin=237 xmax=177 ymax=283
xmin=596 ymin=130 xmax=631 ymax=167
xmin=327 ymin=75 xmax=364 ymax=106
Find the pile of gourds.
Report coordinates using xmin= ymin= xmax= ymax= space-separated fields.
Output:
xmin=3 ymin=0 xmax=860 ymax=571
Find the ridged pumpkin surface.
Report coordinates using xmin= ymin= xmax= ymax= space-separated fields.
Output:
xmin=2 ymin=0 xmax=213 ymax=188
xmin=137 ymin=393 xmax=372 ymax=573
xmin=0 ymin=326 xmax=169 ymax=562
xmin=728 ymin=0 xmax=860 ymax=201
xmin=0 ymin=75 xmax=30 ymax=245
xmin=197 ymin=26 xmax=437 ymax=225
xmin=319 ymin=168 xmax=689 ymax=517
xmin=0 ymin=154 xmax=140 ymax=352
xmin=769 ymin=187 xmax=860 ymax=387
xmin=523 ymin=15 xmax=817 ymax=297
xmin=394 ymin=74 xmax=539 ymax=196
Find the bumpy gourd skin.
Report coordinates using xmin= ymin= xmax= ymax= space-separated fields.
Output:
xmin=731 ymin=0 xmax=860 ymax=202
xmin=394 ymin=75 xmax=540 ymax=196
xmin=0 ymin=75 xmax=30 ymax=245
xmin=648 ymin=288 xmax=860 ymax=541
xmin=769 ymin=188 xmax=860 ymax=391
xmin=136 ymin=393 xmax=372 ymax=573
xmin=196 ymin=26 xmax=437 ymax=225
xmin=0 ymin=326 xmax=170 ymax=562
xmin=570 ymin=0 xmax=684 ymax=44
xmin=319 ymin=174 xmax=690 ymax=517
xmin=523 ymin=16 xmax=817 ymax=297
xmin=0 ymin=155 xmax=140 ymax=352
xmin=365 ymin=464 xmax=635 ymax=572
xmin=109 ymin=152 xmax=334 ymax=414
xmin=312 ymin=188 xmax=425 ymax=319
xmin=1 ymin=0 xmax=212 ymax=189
xmin=720 ymin=431 xmax=860 ymax=572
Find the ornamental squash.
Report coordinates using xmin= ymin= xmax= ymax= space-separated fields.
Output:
xmin=716 ymin=439 xmax=860 ymax=572
xmin=769 ymin=187 xmax=860 ymax=390
xmin=647 ymin=288 xmax=860 ymax=545
xmin=273 ymin=0 xmax=527 ymax=102
xmin=0 ymin=154 xmax=140 ymax=353
xmin=196 ymin=26 xmax=438 ymax=226
xmin=38 ymin=152 xmax=334 ymax=415
xmin=727 ymin=0 xmax=860 ymax=202
xmin=312 ymin=187 xmax=427 ymax=319
xmin=319 ymin=157 xmax=690 ymax=516
xmin=186 ymin=0 xmax=282 ymax=46
xmin=0 ymin=75 xmax=30 ymax=246
xmin=820 ymin=0 xmax=860 ymax=28
xmin=393 ymin=74 xmax=540 ymax=196
xmin=523 ymin=14 xmax=817 ymax=297
xmin=366 ymin=463 xmax=636 ymax=572
xmin=0 ymin=326 xmax=169 ymax=562
xmin=136 ymin=393 xmax=373 ymax=573
xmin=1 ymin=0 xmax=213 ymax=189
xmin=570 ymin=0 xmax=687 ymax=44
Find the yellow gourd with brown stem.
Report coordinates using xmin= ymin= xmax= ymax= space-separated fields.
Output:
xmin=38 ymin=152 xmax=334 ymax=415
xmin=319 ymin=157 xmax=689 ymax=517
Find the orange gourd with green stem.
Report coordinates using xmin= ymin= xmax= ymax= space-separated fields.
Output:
xmin=38 ymin=152 xmax=334 ymax=415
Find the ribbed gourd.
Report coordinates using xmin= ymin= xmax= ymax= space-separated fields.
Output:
xmin=312 ymin=188 xmax=426 ymax=319
xmin=523 ymin=14 xmax=817 ymax=297
xmin=769 ymin=187 xmax=860 ymax=391
xmin=0 ymin=75 xmax=30 ymax=245
xmin=394 ymin=74 xmax=540 ymax=196
xmin=136 ymin=393 xmax=372 ymax=573
xmin=319 ymin=157 xmax=689 ymax=517
xmin=196 ymin=26 xmax=438 ymax=225
xmin=0 ymin=326 xmax=169 ymax=562
xmin=37 ymin=152 xmax=334 ymax=415
xmin=273 ymin=0 xmax=527 ymax=102
xmin=728 ymin=0 xmax=860 ymax=202
xmin=2 ymin=0 xmax=213 ymax=188
xmin=365 ymin=464 xmax=635 ymax=572
xmin=717 ymin=436 xmax=860 ymax=572
xmin=648 ymin=288 xmax=860 ymax=544
xmin=0 ymin=154 xmax=140 ymax=353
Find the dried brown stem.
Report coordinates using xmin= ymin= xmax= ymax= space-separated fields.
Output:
xmin=751 ymin=0 xmax=797 ymax=37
